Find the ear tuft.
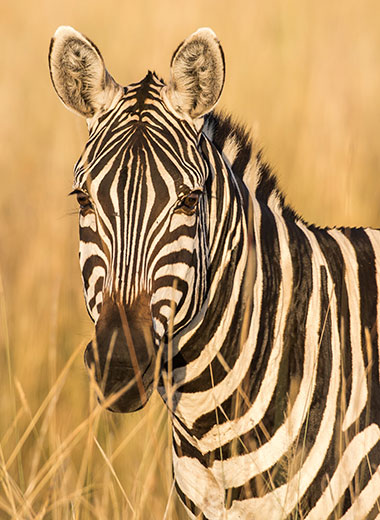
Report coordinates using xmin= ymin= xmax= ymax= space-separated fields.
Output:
xmin=164 ymin=28 xmax=225 ymax=120
xmin=49 ymin=26 xmax=122 ymax=118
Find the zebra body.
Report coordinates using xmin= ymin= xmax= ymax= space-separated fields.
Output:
xmin=49 ymin=27 xmax=380 ymax=518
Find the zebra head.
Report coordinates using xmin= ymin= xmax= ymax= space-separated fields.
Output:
xmin=49 ymin=27 xmax=225 ymax=412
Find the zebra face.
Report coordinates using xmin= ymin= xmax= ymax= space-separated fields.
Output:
xmin=76 ymin=79 xmax=211 ymax=411
xmin=49 ymin=27 xmax=225 ymax=412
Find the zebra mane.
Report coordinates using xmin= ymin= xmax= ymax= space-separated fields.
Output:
xmin=203 ymin=111 xmax=301 ymax=223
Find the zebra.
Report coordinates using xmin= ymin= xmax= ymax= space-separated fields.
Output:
xmin=49 ymin=26 xmax=380 ymax=519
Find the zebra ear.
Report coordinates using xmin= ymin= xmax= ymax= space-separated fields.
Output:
xmin=163 ymin=28 xmax=225 ymax=120
xmin=49 ymin=26 xmax=122 ymax=118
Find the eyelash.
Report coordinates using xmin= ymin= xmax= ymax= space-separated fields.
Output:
xmin=69 ymin=189 xmax=93 ymax=211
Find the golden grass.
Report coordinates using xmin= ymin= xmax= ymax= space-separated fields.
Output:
xmin=1 ymin=1 xmax=380 ymax=518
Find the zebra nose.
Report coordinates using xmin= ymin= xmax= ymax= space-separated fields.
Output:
xmin=84 ymin=340 xmax=154 ymax=412
xmin=83 ymin=294 xmax=155 ymax=413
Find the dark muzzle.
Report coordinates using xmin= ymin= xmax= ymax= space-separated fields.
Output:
xmin=84 ymin=294 xmax=155 ymax=412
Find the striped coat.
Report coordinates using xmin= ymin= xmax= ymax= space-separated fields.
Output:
xmin=171 ymin=111 xmax=380 ymax=518
xmin=49 ymin=26 xmax=380 ymax=519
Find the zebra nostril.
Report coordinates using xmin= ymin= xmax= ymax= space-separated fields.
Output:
xmin=84 ymin=341 xmax=95 ymax=368
xmin=84 ymin=340 xmax=102 ymax=383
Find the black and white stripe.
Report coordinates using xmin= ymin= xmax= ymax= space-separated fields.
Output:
xmin=49 ymin=26 xmax=380 ymax=519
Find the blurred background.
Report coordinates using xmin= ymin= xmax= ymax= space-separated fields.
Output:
xmin=1 ymin=1 xmax=380 ymax=518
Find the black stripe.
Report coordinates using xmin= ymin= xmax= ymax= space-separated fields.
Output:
xmin=348 ymin=228 xmax=380 ymax=425
xmin=311 ymin=226 xmax=353 ymax=412
xmin=328 ymin=440 xmax=380 ymax=519
xmin=81 ymin=256 xmax=106 ymax=292
xmin=174 ymin=481 xmax=204 ymax=518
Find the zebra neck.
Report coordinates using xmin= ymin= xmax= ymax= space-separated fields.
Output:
xmin=164 ymin=136 xmax=256 ymax=430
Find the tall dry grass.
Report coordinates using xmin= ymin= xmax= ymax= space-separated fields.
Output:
xmin=1 ymin=1 xmax=380 ymax=518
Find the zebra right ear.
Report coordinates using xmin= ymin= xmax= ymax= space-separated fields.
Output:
xmin=49 ymin=26 xmax=122 ymax=119
xmin=163 ymin=28 xmax=225 ymax=121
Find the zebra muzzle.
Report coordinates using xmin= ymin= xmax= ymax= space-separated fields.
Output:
xmin=84 ymin=295 xmax=155 ymax=413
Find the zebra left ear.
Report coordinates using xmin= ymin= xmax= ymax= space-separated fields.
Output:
xmin=163 ymin=28 xmax=225 ymax=120
xmin=49 ymin=26 xmax=123 ymax=119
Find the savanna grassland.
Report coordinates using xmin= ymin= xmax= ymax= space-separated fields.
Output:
xmin=1 ymin=1 xmax=380 ymax=518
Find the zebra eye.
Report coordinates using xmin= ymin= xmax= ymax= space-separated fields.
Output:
xmin=69 ymin=189 xmax=93 ymax=211
xmin=77 ymin=193 xmax=91 ymax=209
xmin=177 ymin=191 xmax=201 ymax=214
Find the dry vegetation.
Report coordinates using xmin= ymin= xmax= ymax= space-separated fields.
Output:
xmin=1 ymin=1 xmax=380 ymax=518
